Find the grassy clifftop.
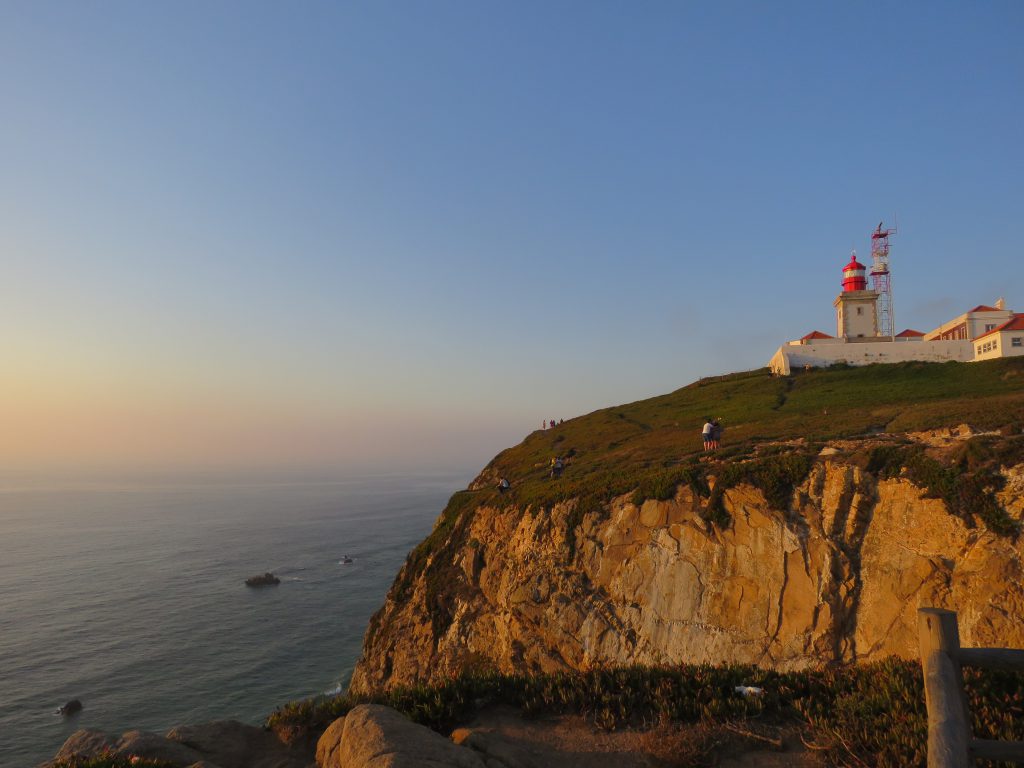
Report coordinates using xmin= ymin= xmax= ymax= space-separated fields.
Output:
xmin=492 ymin=357 xmax=1024 ymax=495
xmin=461 ymin=358 xmax=1023 ymax=521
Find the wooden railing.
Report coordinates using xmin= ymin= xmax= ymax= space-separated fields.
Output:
xmin=919 ymin=608 xmax=1024 ymax=766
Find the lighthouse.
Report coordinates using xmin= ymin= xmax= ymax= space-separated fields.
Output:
xmin=767 ymin=221 xmax=1021 ymax=375
xmin=833 ymin=251 xmax=880 ymax=339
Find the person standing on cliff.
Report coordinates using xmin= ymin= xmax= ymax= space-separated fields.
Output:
xmin=550 ymin=456 xmax=564 ymax=478
xmin=710 ymin=419 xmax=722 ymax=450
xmin=702 ymin=419 xmax=714 ymax=451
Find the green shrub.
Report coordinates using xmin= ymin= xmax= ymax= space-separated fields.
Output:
xmin=864 ymin=443 xmax=1020 ymax=539
xmin=704 ymin=451 xmax=816 ymax=529
xmin=792 ymin=658 xmax=928 ymax=767
xmin=631 ymin=464 xmax=709 ymax=507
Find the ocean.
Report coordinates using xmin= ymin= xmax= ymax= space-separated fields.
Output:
xmin=0 ymin=469 xmax=472 ymax=767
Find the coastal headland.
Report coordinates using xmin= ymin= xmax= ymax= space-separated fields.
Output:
xmin=47 ymin=359 xmax=1024 ymax=767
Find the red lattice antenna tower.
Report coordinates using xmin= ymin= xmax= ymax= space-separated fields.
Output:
xmin=870 ymin=220 xmax=897 ymax=339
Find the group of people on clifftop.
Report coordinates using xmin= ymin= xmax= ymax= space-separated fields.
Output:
xmin=499 ymin=418 xmax=723 ymax=494
xmin=702 ymin=418 xmax=723 ymax=451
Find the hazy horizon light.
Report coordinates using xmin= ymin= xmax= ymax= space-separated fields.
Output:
xmin=3 ymin=2 xmax=1022 ymax=474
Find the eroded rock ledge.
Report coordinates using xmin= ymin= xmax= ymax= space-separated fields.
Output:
xmin=351 ymin=453 xmax=1024 ymax=694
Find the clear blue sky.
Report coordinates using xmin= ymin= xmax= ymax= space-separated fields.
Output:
xmin=2 ymin=2 xmax=1022 ymax=473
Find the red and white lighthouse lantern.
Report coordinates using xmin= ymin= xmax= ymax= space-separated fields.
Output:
xmin=841 ymin=252 xmax=868 ymax=292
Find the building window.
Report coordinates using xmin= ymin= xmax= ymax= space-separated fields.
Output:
xmin=977 ymin=346 xmax=983 ymax=354
xmin=856 ymin=307 xmax=863 ymax=315
xmin=985 ymin=324 xmax=996 ymax=332
xmin=1013 ymin=338 xmax=1022 ymax=347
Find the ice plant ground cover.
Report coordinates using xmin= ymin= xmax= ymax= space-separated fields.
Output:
xmin=268 ymin=659 xmax=1024 ymax=768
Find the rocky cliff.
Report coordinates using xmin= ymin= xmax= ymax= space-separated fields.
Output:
xmin=351 ymin=429 xmax=1024 ymax=694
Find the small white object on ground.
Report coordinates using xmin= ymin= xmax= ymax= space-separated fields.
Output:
xmin=734 ymin=685 xmax=764 ymax=697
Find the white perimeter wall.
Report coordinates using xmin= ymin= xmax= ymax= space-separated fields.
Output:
xmin=768 ymin=339 xmax=974 ymax=375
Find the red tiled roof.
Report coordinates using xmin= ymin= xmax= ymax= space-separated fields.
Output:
xmin=974 ymin=314 xmax=1024 ymax=341
xmin=969 ymin=305 xmax=1001 ymax=313
xmin=801 ymin=330 xmax=834 ymax=340
xmin=895 ymin=329 xmax=925 ymax=337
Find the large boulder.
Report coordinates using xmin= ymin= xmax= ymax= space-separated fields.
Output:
xmin=335 ymin=705 xmax=485 ymax=768
xmin=315 ymin=716 xmax=347 ymax=768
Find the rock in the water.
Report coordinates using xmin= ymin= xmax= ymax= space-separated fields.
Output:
xmin=57 ymin=698 xmax=83 ymax=716
xmin=337 ymin=704 xmax=485 ymax=767
xmin=245 ymin=572 xmax=280 ymax=587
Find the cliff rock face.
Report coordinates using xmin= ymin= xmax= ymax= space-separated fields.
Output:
xmin=351 ymin=458 xmax=1024 ymax=694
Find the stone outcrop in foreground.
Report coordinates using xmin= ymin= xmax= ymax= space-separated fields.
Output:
xmin=45 ymin=720 xmax=308 ymax=768
xmin=49 ymin=706 xmax=489 ymax=768
xmin=315 ymin=705 xmax=588 ymax=768
xmin=317 ymin=704 xmax=484 ymax=768
xmin=351 ymin=452 xmax=1024 ymax=693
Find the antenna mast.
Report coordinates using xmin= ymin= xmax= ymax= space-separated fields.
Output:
xmin=870 ymin=220 xmax=897 ymax=339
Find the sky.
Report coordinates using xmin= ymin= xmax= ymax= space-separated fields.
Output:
xmin=1 ymin=2 xmax=1022 ymax=474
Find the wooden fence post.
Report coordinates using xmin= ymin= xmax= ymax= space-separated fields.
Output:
xmin=919 ymin=608 xmax=972 ymax=768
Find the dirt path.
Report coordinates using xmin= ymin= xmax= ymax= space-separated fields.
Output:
xmin=454 ymin=706 xmax=825 ymax=767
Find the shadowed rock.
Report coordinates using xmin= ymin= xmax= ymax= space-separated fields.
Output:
xmin=46 ymin=721 xmax=306 ymax=768
xmin=57 ymin=699 xmax=82 ymax=716
xmin=245 ymin=572 xmax=280 ymax=587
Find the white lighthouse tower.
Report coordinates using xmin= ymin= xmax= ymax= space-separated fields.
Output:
xmin=833 ymin=251 xmax=879 ymax=339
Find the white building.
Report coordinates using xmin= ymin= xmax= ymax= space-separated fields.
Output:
xmin=768 ymin=250 xmax=1020 ymax=375
xmin=924 ymin=303 xmax=1014 ymax=341
xmin=973 ymin=315 xmax=1024 ymax=361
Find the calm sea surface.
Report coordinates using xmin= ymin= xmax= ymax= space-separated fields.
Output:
xmin=0 ymin=469 xmax=472 ymax=767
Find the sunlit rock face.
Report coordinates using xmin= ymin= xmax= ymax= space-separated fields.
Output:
xmin=350 ymin=459 xmax=1024 ymax=694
